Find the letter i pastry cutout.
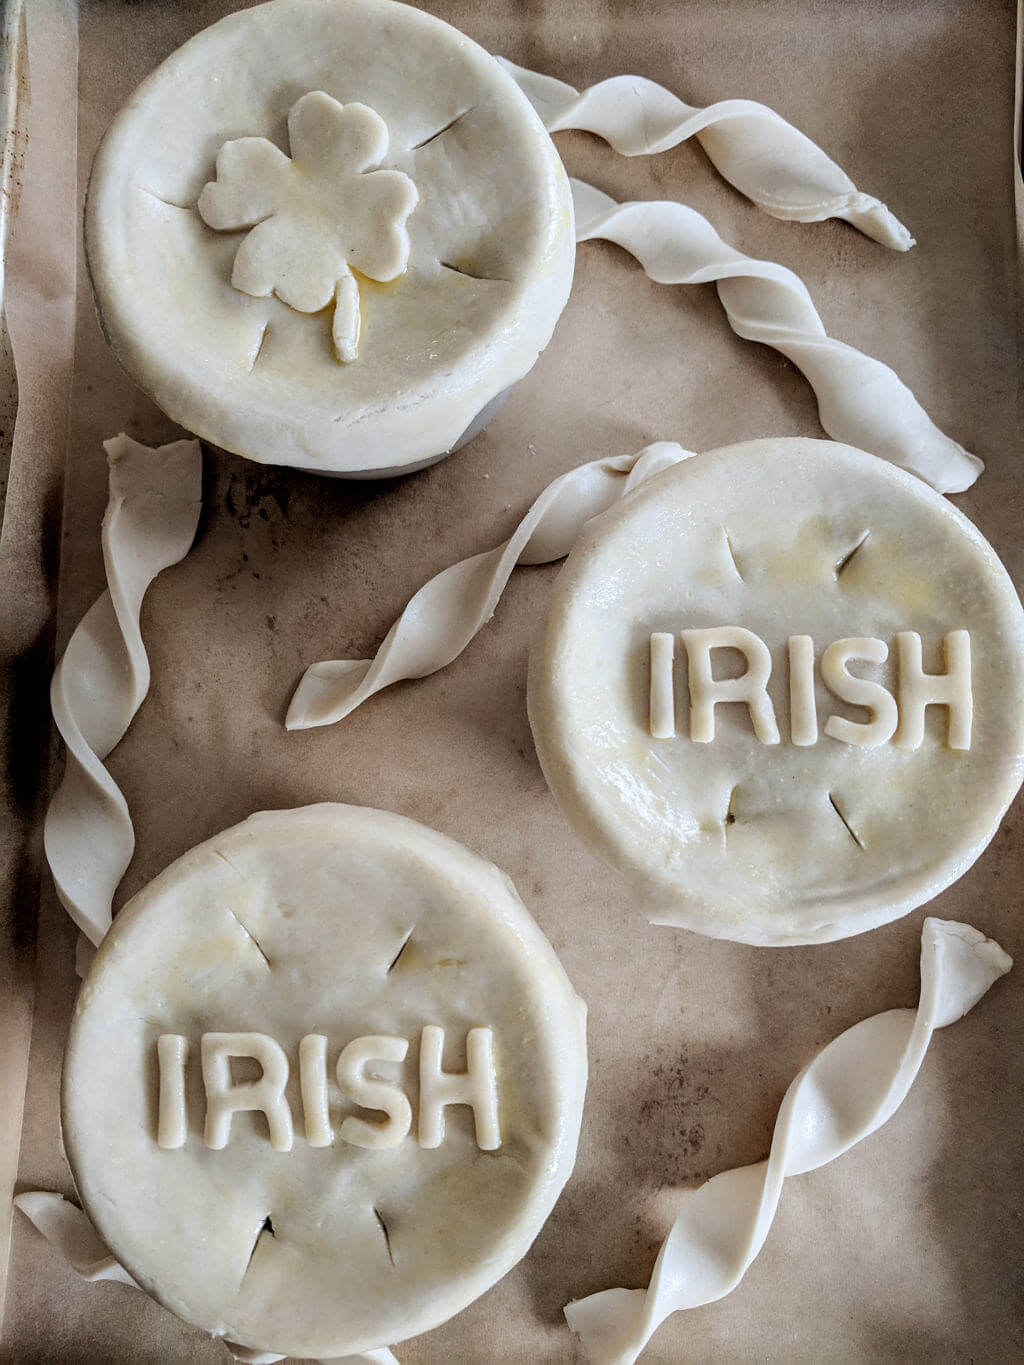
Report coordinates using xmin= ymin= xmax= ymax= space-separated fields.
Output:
xmin=157 ymin=1035 xmax=188 ymax=1150
xmin=649 ymin=633 xmax=676 ymax=739
xmin=787 ymin=635 xmax=818 ymax=746
xmin=300 ymin=1033 xmax=332 ymax=1147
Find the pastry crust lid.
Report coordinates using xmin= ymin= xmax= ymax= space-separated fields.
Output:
xmin=63 ymin=805 xmax=587 ymax=1356
xmin=528 ymin=438 xmax=1024 ymax=944
xmin=86 ymin=0 xmax=574 ymax=474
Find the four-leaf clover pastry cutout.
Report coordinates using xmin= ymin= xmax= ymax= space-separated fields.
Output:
xmin=198 ymin=91 xmax=418 ymax=363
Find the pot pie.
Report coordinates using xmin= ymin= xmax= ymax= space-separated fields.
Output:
xmin=86 ymin=0 xmax=575 ymax=477
xmin=63 ymin=805 xmax=587 ymax=1357
xmin=529 ymin=438 xmax=1024 ymax=944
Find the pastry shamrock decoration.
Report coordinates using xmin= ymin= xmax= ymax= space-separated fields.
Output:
xmin=198 ymin=91 xmax=418 ymax=363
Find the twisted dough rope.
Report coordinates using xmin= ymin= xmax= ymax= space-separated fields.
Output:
xmin=571 ymin=179 xmax=981 ymax=494
xmin=286 ymin=441 xmax=692 ymax=729
xmin=563 ymin=917 xmax=1012 ymax=1364
xmin=498 ymin=58 xmax=914 ymax=251
xmin=13 ymin=1195 xmax=399 ymax=1365
xmin=43 ymin=434 xmax=202 ymax=957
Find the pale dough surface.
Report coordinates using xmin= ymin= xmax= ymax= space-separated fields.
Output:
xmin=85 ymin=0 xmax=574 ymax=475
xmin=62 ymin=804 xmax=587 ymax=1357
xmin=529 ymin=438 xmax=1024 ymax=944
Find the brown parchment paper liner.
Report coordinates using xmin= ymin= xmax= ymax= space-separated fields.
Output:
xmin=0 ymin=0 xmax=76 ymax=1335
xmin=3 ymin=1 xmax=1023 ymax=1361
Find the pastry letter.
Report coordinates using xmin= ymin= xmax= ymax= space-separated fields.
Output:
xmin=201 ymin=1032 xmax=294 ymax=1152
xmin=649 ymin=633 xmax=676 ymax=739
xmin=419 ymin=1026 xmax=501 ymax=1151
xmin=822 ymin=637 xmax=898 ymax=747
xmin=787 ymin=635 xmax=818 ymax=746
xmin=894 ymin=631 xmax=972 ymax=751
xmin=337 ymin=1035 xmax=412 ymax=1150
xmin=681 ymin=627 xmax=780 ymax=745
xmin=299 ymin=1033 xmax=332 ymax=1147
xmin=157 ymin=1034 xmax=188 ymax=1150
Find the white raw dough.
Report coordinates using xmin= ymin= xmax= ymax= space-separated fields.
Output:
xmin=62 ymin=804 xmax=587 ymax=1358
xmin=499 ymin=58 xmax=914 ymax=250
xmin=571 ymin=180 xmax=981 ymax=495
xmin=564 ymin=917 xmax=1012 ymax=1363
xmin=86 ymin=0 xmax=574 ymax=476
xmin=528 ymin=438 xmax=1024 ymax=944
xmin=44 ymin=434 xmax=202 ymax=957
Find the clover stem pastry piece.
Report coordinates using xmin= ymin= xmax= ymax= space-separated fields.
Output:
xmin=571 ymin=180 xmax=980 ymax=493
xmin=43 ymin=434 xmax=202 ymax=959
xmin=60 ymin=805 xmax=587 ymax=1360
xmin=529 ymin=438 xmax=1024 ymax=943
xmin=564 ymin=918 xmax=1011 ymax=1364
xmin=500 ymin=59 xmax=914 ymax=251
xmin=86 ymin=0 xmax=574 ymax=477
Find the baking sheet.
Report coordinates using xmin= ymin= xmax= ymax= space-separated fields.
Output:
xmin=3 ymin=0 xmax=1023 ymax=1360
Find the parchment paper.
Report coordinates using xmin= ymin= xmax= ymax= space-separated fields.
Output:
xmin=2 ymin=1 xmax=1022 ymax=1360
xmin=0 ymin=0 xmax=75 ymax=1340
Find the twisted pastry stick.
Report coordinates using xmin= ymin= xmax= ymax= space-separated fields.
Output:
xmin=572 ymin=179 xmax=981 ymax=493
xmin=13 ymin=1192 xmax=137 ymax=1286
xmin=13 ymin=1194 xmax=399 ymax=1364
xmin=499 ymin=59 xmax=913 ymax=251
xmin=286 ymin=442 xmax=692 ymax=730
xmin=43 ymin=434 xmax=202 ymax=950
xmin=564 ymin=917 xmax=1012 ymax=1364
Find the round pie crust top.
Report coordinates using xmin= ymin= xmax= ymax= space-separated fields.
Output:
xmin=86 ymin=0 xmax=574 ymax=475
xmin=528 ymin=438 xmax=1024 ymax=945
xmin=63 ymin=805 xmax=587 ymax=1357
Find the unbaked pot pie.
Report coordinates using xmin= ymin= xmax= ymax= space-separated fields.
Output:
xmin=86 ymin=0 xmax=575 ymax=477
xmin=528 ymin=438 xmax=1024 ymax=945
xmin=62 ymin=805 xmax=587 ymax=1358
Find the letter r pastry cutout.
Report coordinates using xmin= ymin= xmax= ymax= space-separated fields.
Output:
xmin=681 ymin=626 xmax=780 ymax=744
